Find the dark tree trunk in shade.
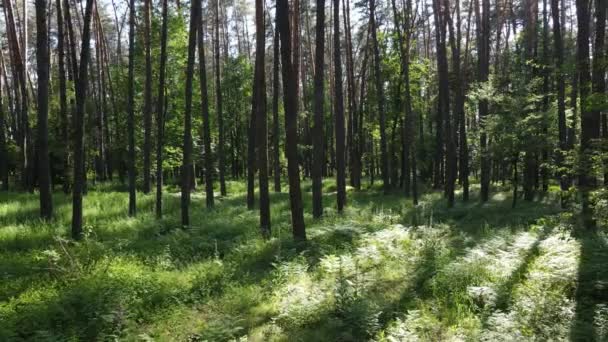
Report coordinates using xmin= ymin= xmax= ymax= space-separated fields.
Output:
xmin=181 ymin=0 xmax=200 ymax=227
xmin=591 ymin=0 xmax=606 ymax=185
xmin=56 ymin=0 xmax=70 ymax=194
xmin=576 ymin=0 xmax=597 ymax=228
xmin=312 ymin=0 xmax=325 ymax=218
xmin=156 ymin=0 xmax=169 ymax=218
xmin=36 ymin=0 xmax=53 ymax=219
xmin=272 ymin=14 xmax=282 ymax=193
xmin=0 ymin=48 xmax=7 ymax=190
xmin=255 ymin=0 xmax=270 ymax=237
xmin=199 ymin=5 xmax=214 ymax=209
xmin=277 ymin=0 xmax=306 ymax=241
xmin=142 ymin=0 xmax=152 ymax=194
xmin=71 ymin=0 xmax=94 ymax=240
xmin=333 ymin=0 xmax=346 ymax=212
xmin=477 ymin=0 xmax=490 ymax=202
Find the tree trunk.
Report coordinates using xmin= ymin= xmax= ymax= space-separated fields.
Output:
xmin=255 ymin=0 xmax=270 ymax=237
xmin=0 ymin=52 xmax=7 ymax=191
xmin=215 ymin=0 xmax=227 ymax=196
xmin=36 ymin=0 xmax=53 ymax=219
xmin=577 ymin=0 xmax=597 ymax=228
xmin=334 ymin=0 xmax=346 ymax=212
xmin=181 ymin=0 xmax=200 ymax=227
xmin=142 ymin=0 xmax=152 ymax=193
xmin=127 ymin=0 xmax=137 ymax=216
xmin=277 ymin=0 xmax=306 ymax=241
xmin=312 ymin=0 xmax=326 ymax=218
xmin=199 ymin=5 xmax=215 ymax=209
xmin=71 ymin=0 xmax=94 ymax=240
xmin=477 ymin=0 xmax=490 ymax=202
xmin=155 ymin=0 xmax=169 ymax=218
xmin=272 ymin=12 xmax=282 ymax=193
xmin=591 ymin=0 xmax=606 ymax=185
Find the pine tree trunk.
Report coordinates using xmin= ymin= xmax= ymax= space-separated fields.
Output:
xmin=127 ymin=0 xmax=137 ymax=216
xmin=312 ymin=0 xmax=326 ymax=218
xmin=181 ymin=0 xmax=200 ymax=227
xmin=199 ymin=4 xmax=215 ymax=209
xmin=255 ymin=0 xmax=270 ymax=237
xmin=272 ymin=15 xmax=282 ymax=193
xmin=477 ymin=0 xmax=490 ymax=202
xmin=71 ymin=0 xmax=95 ymax=240
xmin=156 ymin=0 xmax=169 ymax=218
xmin=36 ymin=0 xmax=53 ymax=219
xmin=277 ymin=0 xmax=306 ymax=241
xmin=334 ymin=0 xmax=346 ymax=211
xmin=142 ymin=0 xmax=152 ymax=193
xmin=215 ymin=0 xmax=227 ymax=196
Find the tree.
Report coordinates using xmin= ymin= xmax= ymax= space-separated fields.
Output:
xmin=71 ymin=0 xmax=95 ymax=240
xmin=0 ymin=52 xmax=6 ymax=191
xmin=277 ymin=0 xmax=306 ymax=241
xmin=312 ymin=0 xmax=326 ymax=218
xmin=36 ymin=0 xmax=53 ymax=219
xmin=142 ymin=0 xmax=153 ymax=194
xmin=155 ymin=0 xmax=169 ymax=218
xmin=181 ymin=0 xmax=201 ymax=227
xmin=215 ymin=0 xmax=227 ymax=196
xmin=199 ymin=1 xmax=214 ymax=209
xmin=255 ymin=0 xmax=270 ymax=237
xmin=591 ymin=0 xmax=605 ymax=184
xmin=127 ymin=0 xmax=137 ymax=216
xmin=272 ymin=10 xmax=281 ymax=193
xmin=477 ymin=0 xmax=490 ymax=202
xmin=56 ymin=0 xmax=70 ymax=194
xmin=333 ymin=0 xmax=346 ymax=211
xmin=369 ymin=0 xmax=389 ymax=193
xmin=576 ymin=0 xmax=597 ymax=228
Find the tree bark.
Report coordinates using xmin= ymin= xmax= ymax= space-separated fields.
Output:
xmin=156 ymin=0 xmax=169 ymax=218
xmin=71 ymin=0 xmax=94 ymax=240
xmin=127 ymin=0 xmax=137 ymax=216
xmin=215 ymin=0 xmax=227 ymax=196
xmin=142 ymin=0 xmax=152 ymax=193
xmin=477 ymin=0 xmax=490 ymax=202
xmin=277 ymin=0 xmax=306 ymax=241
xmin=334 ymin=0 xmax=346 ymax=211
xmin=312 ymin=0 xmax=326 ymax=218
xmin=181 ymin=0 xmax=200 ymax=227
xmin=272 ymin=11 xmax=282 ymax=193
xmin=255 ymin=0 xmax=270 ymax=237
xmin=199 ymin=3 xmax=214 ymax=209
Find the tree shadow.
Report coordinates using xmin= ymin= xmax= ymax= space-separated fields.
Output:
xmin=570 ymin=232 xmax=608 ymax=341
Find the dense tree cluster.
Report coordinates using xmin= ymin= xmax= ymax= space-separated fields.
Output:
xmin=0 ymin=0 xmax=606 ymax=237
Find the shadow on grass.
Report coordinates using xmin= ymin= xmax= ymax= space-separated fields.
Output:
xmin=570 ymin=232 xmax=608 ymax=341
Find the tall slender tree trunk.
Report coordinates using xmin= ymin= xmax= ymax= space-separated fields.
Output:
xmin=591 ymin=0 xmax=606 ymax=185
xmin=156 ymin=0 xmax=168 ymax=218
xmin=199 ymin=4 xmax=214 ymax=209
xmin=181 ymin=0 xmax=200 ymax=227
xmin=0 ymin=51 xmax=7 ymax=191
xmin=334 ymin=0 xmax=346 ymax=211
xmin=56 ymin=0 xmax=70 ymax=194
xmin=577 ymin=0 xmax=597 ymax=228
xmin=142 ymin=0 xmax=152 ymax=193
xmin=272 ymin=13 xmax=282 ymax=193
xmin=36 ymin=0 xmax=53 ymax=219
xmin=277 ymin=0 xmax=306 ymax=241
xmin=127 ymin=0 xmax=137 ymax=216
xmin=255 ymin=0 xmax=270 ymax=237
xmin=71 ymin=0 xmax=94 ymax=240
xmin=477 ymin=0 xmax=490 ymax=202
xmin=369 ymin=0 xmax=390 ymax=193
xmin=215 ymin=0 xmax=227 ymax=196
xmin=312 ymin=0 xmax=326 ymax=218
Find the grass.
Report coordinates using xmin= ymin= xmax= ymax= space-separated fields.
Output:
xmin=0 ymin=179 xmax=606 ymax=341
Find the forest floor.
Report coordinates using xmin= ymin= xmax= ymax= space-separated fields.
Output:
xmin=1 ymin=180 xmax=607 ymax=341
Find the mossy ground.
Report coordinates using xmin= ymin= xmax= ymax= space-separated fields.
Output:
xmin=1 ymin=180 xmax=606 ymax=341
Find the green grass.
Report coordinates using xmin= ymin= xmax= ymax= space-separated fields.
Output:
xmin=0 ymin=180 xmax=606 ymax=341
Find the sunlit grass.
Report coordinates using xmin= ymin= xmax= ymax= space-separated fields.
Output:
xmin=0 ymin=180 xmax=605 ymax=340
